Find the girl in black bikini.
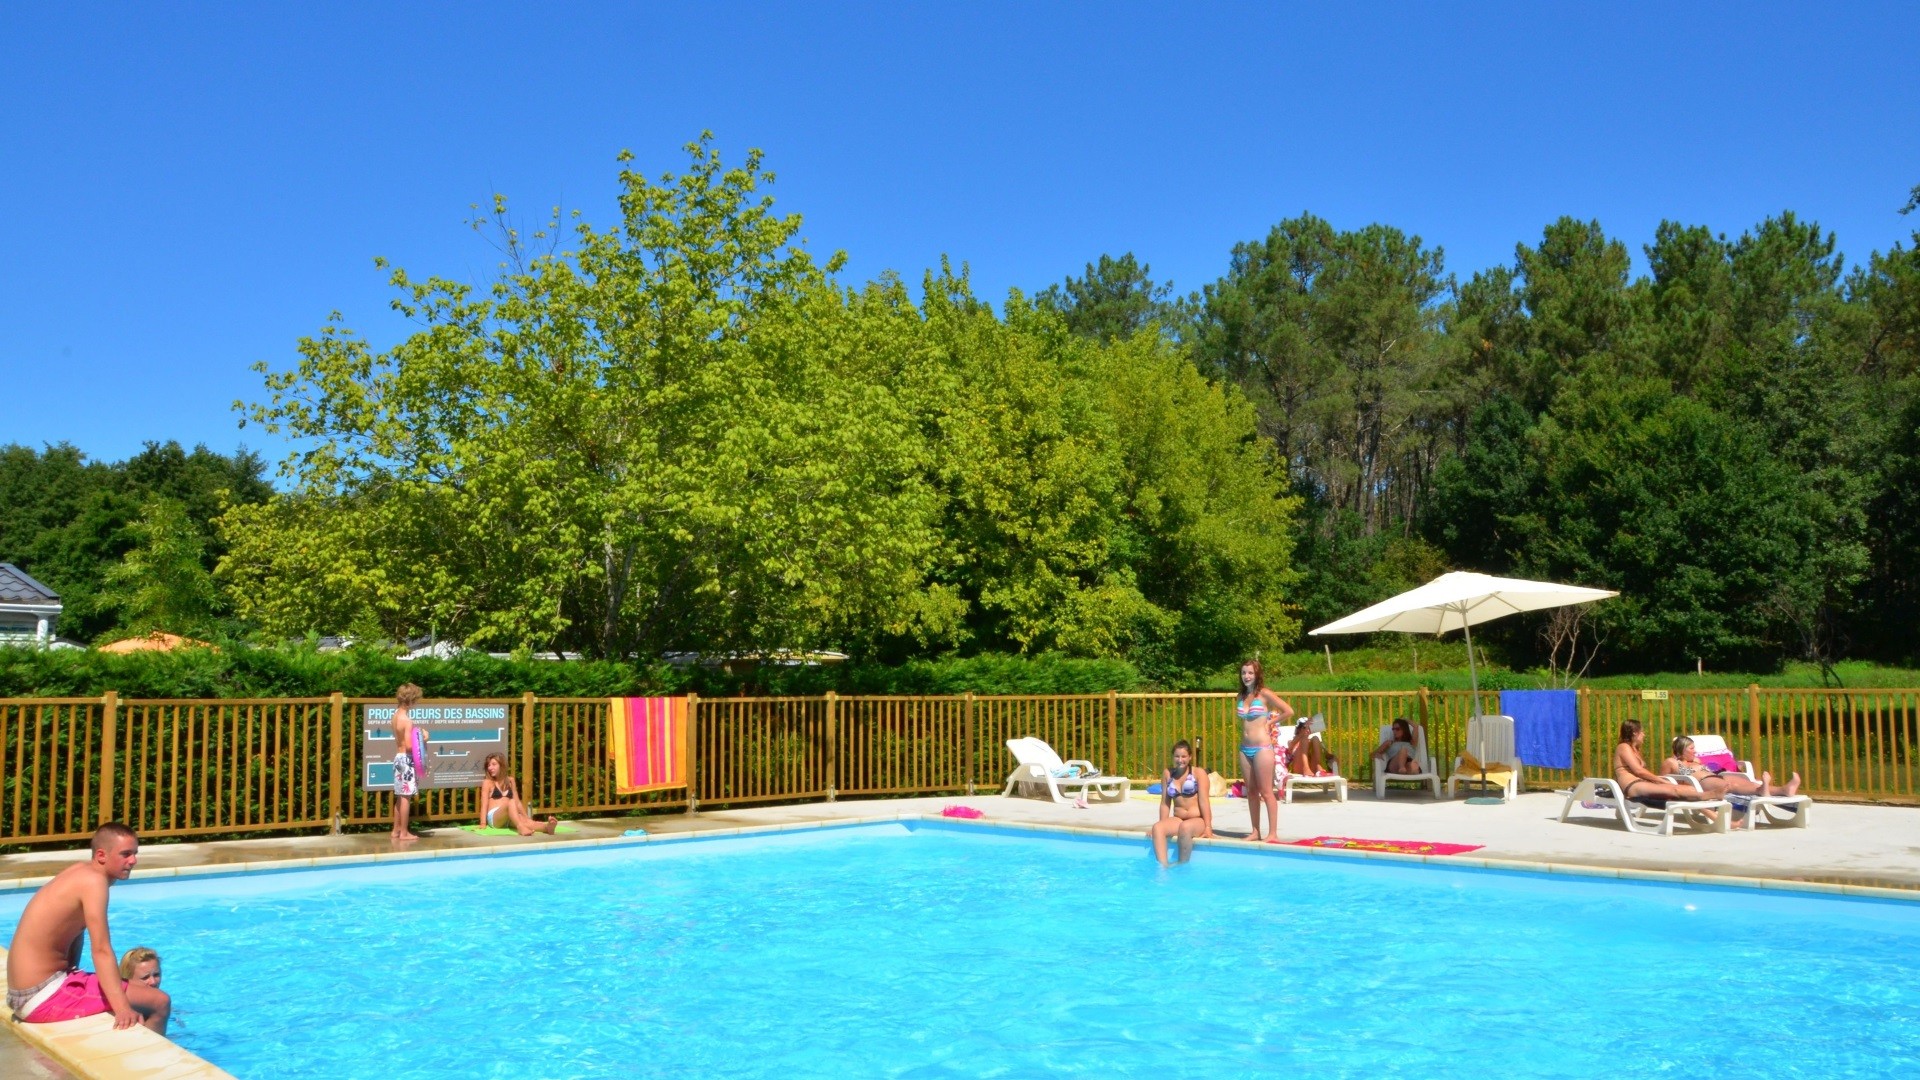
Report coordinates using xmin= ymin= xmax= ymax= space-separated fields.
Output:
xmin=479 ymin=753 xmax=559 ymax=835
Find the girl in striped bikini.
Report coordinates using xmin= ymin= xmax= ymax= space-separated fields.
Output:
xmin=1236 ymin=659 xmax=1295 ymax=842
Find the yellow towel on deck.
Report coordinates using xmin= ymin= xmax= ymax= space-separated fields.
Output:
xmin=1456 ymin=752 xmax=1515 ymax=786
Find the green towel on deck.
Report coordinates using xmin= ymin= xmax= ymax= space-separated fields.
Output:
xmin=458 ymin=823 xmax=579 ymax=835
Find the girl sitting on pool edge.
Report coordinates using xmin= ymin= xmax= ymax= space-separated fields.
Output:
xmin=479 ymin=752 xmax=559 ymax=835
xmin=1148 ymin=740 xmax=1212 ymax=865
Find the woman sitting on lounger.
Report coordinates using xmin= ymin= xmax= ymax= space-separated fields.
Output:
xmin=1370 ymin=718 xmax=1422 ymax=775
xmin=1614 ymin=721 xmax=1722 ymax=817
xmin=1282 ymin=718 xmax=1334 ymax=777
xmin=1662 ymin=737 xmax=1802 ymax=799
xmin=479 ymin=753 xmax=558 ymax=835
xmin=1148 ymin=740 xmax=1212 ymax=866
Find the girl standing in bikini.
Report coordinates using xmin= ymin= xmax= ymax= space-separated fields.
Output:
xmin=1236 ymin=659 xmax=1294 ymax=843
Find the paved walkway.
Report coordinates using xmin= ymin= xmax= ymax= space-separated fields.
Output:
xmin=3 ymin=791 xmax=1915 ymax=891
xmin=3 ymin=790 xmax=1916 ymax=1078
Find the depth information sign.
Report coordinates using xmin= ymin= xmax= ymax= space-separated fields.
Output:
xmin=362 ymin=701 xmax=513 ymax=791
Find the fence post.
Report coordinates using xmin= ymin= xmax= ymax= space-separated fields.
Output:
xmin=824 ymin=691 xmax=838 ymax=802
xmin=1747 ymin=683 xmax=1762 ymax=768
xmin=1578 ymin=687 xmax=1591 ymax=778
xmin=519 ymin=692 xmax=535 ymax=801
xmin=1106 ymin=690 xmax=1118 ymax=777
xmin=328 ymin=692 xmax=344 ymax=834
xmin=98 ymin=692 xmax=118 ymax=827
xmin=1416 ymin=686 xmax=1430 ymax=733
xmin=964 ymin=692 xmax=976 ymax=796
xmin=685 ymin=693 xmax=700 ymax=814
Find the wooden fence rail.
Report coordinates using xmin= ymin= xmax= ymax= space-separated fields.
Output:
xmin=2 ymin=687 xmax=1914 ymax=846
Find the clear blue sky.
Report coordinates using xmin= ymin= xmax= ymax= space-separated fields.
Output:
xmin=4 ymin=2 xmax=1916 ymax=469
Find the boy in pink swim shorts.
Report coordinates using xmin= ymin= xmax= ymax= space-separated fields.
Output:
xmin=6 ymin=822 xmax=170 ymax=1032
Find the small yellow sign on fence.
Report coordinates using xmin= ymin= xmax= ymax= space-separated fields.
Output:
xmin=1640 ymin=689 xmax=1670 ymax=701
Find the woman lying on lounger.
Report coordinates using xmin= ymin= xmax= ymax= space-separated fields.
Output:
xmin=1613 ymin=721 xmax=1722 ymax=820
xmin=1662 ymin=737 xmax=1801 ymax=799
xmin=479 ymin=753 xmax=559 ymax=835
xmin=1148 ymin=740 xmax=1212 ymax=866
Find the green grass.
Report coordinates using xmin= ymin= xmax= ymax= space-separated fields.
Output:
xmin=1214 ymin=651 xmax=1920 ymax=693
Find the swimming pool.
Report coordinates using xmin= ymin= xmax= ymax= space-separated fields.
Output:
xmin=5 ymin=821 xmax=1918 ymax=1079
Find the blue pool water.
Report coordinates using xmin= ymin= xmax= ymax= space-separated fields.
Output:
xmin=4 ymin=822 xmax=1919 ymax=1078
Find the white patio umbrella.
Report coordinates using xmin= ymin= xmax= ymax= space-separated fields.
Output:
xmin=1308 ymin=571 xmax=1618 ymax=718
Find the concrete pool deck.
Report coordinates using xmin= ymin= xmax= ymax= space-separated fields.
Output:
xmin=4 ymin=790 xmax=1917 ymax=1078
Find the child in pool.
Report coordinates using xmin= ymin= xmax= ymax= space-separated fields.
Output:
xmin=118 ymin=947 xmax=160 ymax=989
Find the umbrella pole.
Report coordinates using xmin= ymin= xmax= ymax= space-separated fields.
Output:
xmin=1462 ymin=616 xmax=1483 ymax=719
xmin=1462 ymin=614 xmax=1491 ymax=799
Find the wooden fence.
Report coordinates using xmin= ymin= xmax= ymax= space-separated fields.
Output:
xmin=2 ymin=687 xmax=1915 ymax=846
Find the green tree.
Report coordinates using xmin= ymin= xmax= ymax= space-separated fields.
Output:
xmin=1422 ymin=391 xmax=1542 ymax=574
xmin=0 ymin=442 xmax=270 ymax=641
xmin=1190 ymin=216 xmax=1453 ymax=531
xmin=229 ymin=136 xmax=942 ymax=659
xmin=1034 ymin=253 xmax=1172 ymax=341
xmin=101 ymin=497 xmax=220 ymax=637
xmin=1521 ymin=379 xmax=1824 ymax=669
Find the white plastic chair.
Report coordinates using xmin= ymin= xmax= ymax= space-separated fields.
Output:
xmin=1447 ymin=715 xmax=1522 ymax=801
xmin=1561 ymin=776 xmax=1731 ymax=835
xmin=1372 ymin=722 xmax=1441 ymax=799
xmin=999 ymin=737 xmax=1131 ymax=805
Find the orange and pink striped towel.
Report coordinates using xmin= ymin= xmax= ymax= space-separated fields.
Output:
xmin=607 ymin=697 xmax=689 ymax=794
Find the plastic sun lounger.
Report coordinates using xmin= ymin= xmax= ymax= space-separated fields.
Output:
xmin=1000 ymin=737 xmax=1132 ymax=805
xmin=1679 ymin=734 xmax=1811 ymax=830
xmin=1279 ymin=715 xmax=1347 ymax=803
xmin=1559 ymin=777 xmax=1731 ymax=835
xmin=1372 ymin=722 xmax=1441 ymax=800
xmin=1446 ymin=714 xmax=1522 ymax=802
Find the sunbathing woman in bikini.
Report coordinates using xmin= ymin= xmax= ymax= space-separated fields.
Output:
xmin=478 ymin=753 xmax=558 ymax=835
xmin=1282 ymin=718 xmax=1333 ymax=777
xmin=1662 ymin=736 xmax=1801 ymax=799
xmin=1613 ymin=720 xmax=1722 ymax=821
xmin=1148 ymin=740 xmax=1213 ymax=866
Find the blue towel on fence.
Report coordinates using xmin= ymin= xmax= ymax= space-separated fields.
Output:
xmin=1502 ymin=690 xmax=1578 ymax=769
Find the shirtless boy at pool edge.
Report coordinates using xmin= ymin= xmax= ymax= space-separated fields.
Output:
xmin=6 ymin=822 xmax=170 ymax=1033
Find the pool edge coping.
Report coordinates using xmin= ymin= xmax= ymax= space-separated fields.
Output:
xmin=0 ymin=941 xmax=235 ymax=1080
xmin=2 ymin=811 xmax=1916 ymax=903
xmin=4 ymin=810 xmax=1917 ymax=1080
xmin=920 ymin=815 xmax=1920 ymax=901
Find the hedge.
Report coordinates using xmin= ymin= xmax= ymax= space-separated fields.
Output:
xmin=0 ymin=646 xmax=1145 ymax=699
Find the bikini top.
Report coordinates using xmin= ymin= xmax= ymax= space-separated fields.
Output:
xmin=490 ymin=785 xmax=509 ymax=800
xmin=1164 ymin=768 xmax=1199 ymax=798
xmin=1237 ymin=696 xmax=1270 ymax=720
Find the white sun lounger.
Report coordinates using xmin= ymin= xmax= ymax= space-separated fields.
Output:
xmin=1559 ymin=777 xmax=1731 ymax=835
xmin=1675 ymin=734 xmax=1810 ymax=830
xmin=1000 ymin=737 xmax=1131 ymax=805
xmin=1446 ymin=714 xmax=1522 ymax=801
xmin=1279 ymin=714 xmax=1347 ymax=803
xmin=1372 ymin=722 xmax=1441 ymax=800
